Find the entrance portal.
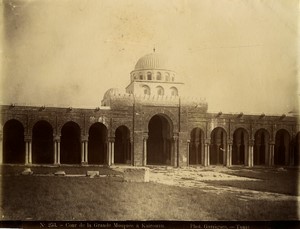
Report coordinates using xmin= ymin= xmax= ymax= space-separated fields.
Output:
xmin=3 ymin=119 xmax=25 ymax=164
xmin=147 ymin=114 xmax=172 ymax=165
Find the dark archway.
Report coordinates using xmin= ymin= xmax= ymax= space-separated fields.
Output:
xmin=147 ymin=114 xmax=173 ymax=165
xmin=61 ymin=121 xmax=81 ymax=164
xmin=294 ymin=132 xmax=300 ymax=166
xmin=3 ymin=119 xmax=25 ymax=164
xmin=88 ymin=123 xmax=107 ymax=164
xmin=32 ymin=120 xmax=54 ymax=164
xmin=210 ymin=127 xmax=227 ymax=165
xmin=254 ymin=129 xmax=270 ymax=166
xmin=189 ymin=128 xmax=204 ymax=165
xmin=274 ymin=129 xmax=290 ymax=166
xmin=232 ymin=128 xmax=248 ymax=165
xmin=114 ymin=126 xmax=131 ymax=164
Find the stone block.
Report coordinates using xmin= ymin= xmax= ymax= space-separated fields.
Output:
xmin=86 ymin=171 xmax=99 ymax=178
xmin=21 ymin=168 xmax=33 ymax=175
xmin=123 ymin=167 xmax=149 ymax=182
xmin=54 ymin=171 xmax=66 ymax=176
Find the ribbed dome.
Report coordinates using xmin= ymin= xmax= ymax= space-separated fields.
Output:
xmin=135 ymin=53 xmax=171 ymax=70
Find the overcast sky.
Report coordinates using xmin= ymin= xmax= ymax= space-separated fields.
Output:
xmin=1 ymin=0 xmax=299 ymax=114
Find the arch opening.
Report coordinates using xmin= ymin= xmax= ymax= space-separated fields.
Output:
xmin=189 ymin=128 xmax=204 ymax=165
xmin=274 ymin=129 xmax=290 ymax=166
xmin=254 ymin=129 xmax=269 ymax=166
xmin=147 ymin=114 xmax=173 ymax=165
xmin=3 ymin=119 xmax=25 ymax=164
xmin=88 ymin=123 xmax=107 ymax=164
xmin=232 ymin=128 xmax=248 ymax=165
xmin=115 ymin=126 xmax=131 ymax=164
xmin=32 ymin=121 xmax=54 ymax=164
xmin=210 ymin=127 xmax=227 ymax=165
xmin=61 ymin=122 xmax=81 ymax=164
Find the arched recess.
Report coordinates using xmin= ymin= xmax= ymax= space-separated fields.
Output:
xmin=274 ymin=129 xmax=290 ymax=166
xmin=114 ymin=125 xmax=131 ymax=164
xmin=293 ymin=132 xmax=300 ymax=166
xmin=61 ymin=121 xmax=81 ymax=164
xmin=254 ymin=129 xmax=270 ymax=166
xmin=88 ymin=123 xmax=107 ymax=164
xmin=147 ymin=114 xmax=173 ymax=165
xmin=32 ymin=120 xmax=54 ymax=164
xmin=232 ymin=128 xmax=249 ymax=165
xmin=3 ymin=119 xmax=25 ymax=164
xmin=189 ymin=128 xmax=204 ymax=165
xmin=210 ymin=127 xmax=227 ymax=165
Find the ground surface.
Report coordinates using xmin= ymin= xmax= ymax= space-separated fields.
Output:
xmin=0 ymin=165 xmax=299 ymax=221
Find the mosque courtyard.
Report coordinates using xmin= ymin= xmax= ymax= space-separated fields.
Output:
xmin=0 ymin=165 xmax=299 ymax=221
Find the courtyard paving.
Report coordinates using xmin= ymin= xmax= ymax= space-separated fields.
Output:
xmin=147 ymin=166 xmax=300 ymax=203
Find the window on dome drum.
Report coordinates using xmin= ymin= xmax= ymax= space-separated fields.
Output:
xmin=156 ymin=72 xmax=161 ymax=80
xmin=172 ymin=76 xmax=175 ymax=81
xmin=165 ymin=73 xmax=170 ymax=81
xmin=142 ymin=85 xmax=150 ymax=95
xmin=139 ymin=73 xmax=143 ymax=80
xmin=170 ymin=87 xmax=178 ymax=96
xmin=157 ymin=86 xmax=164 ymax=96
xmin=147 ymin=72 xmax=152 ymax=80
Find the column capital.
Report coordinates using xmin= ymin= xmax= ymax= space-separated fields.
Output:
xmin=187 ymin=139 xmax=190 ymax=143
xmin=53 ymin=135 xmax=61 ymax=142
xmin=143 ymin=132 xmax=149 ymax=138
xmin=249 ymin=139 xmax=255 ymax=146
xmin=81 ymin=135 xmax=89 ymax=142
xmin=205 ymin=138 xmax=211 ymax=145
xmin=24 ymin=136 xmax=32 ymax=142
xmin=269 ymin=141 xmax=275 ymax=145
xmin=172 ymin=135 xmax=179 ymax=141
xmin=108 ymin=136 xmax=115 ymax=142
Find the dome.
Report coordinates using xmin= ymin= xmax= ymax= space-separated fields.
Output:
xmin=134 ymin=53 xmax=172 ymax=70
xmin=103 ymin=88 xmax=121 ymax=99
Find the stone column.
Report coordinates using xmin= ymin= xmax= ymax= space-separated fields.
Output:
xmin=248 ymin=140 xmax=254 ymax=167
xmin=29 ymin=141 xmax=32 ymax=164
xmin=143 ymin=134 xmax=148 ymax=166
xmin=25 ymin=137 xmax=32 ymax=165
xmin=53 ymin=135 xmax=61 ymax=165
xmin=173 ymin=135 xmax=178 ymax=167
xmin=227 ymin=141 xmax=232 ymax=167
xmin=57 ymin=140 xmax=61 ymax=164
xmin=108 ymin=140 xmax=112 ymax=165
xmin=0 ymin=134 xmax=3 ymax=164
xmin=187 ymin=140 xmax=190 ymax=166
xmin=111 ymin=140 xmax=115 ymax=165
xmin=204 ymin=139 xmax=210 ymax=166
xmin=269 ymin=142 xmax=275 ymax=166
xmin=81 ymin=141 xmax=85 ymax=164
xmin=108 ymin=137 xmax=115 ymax=165
xmin=85 ymin=141 xmax=88 ymax=163
xmin=130 ymin=139 xmax=134 ymax=165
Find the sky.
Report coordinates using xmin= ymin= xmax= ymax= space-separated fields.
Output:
xmin=1 ymin=0 xmax=299 ymax=114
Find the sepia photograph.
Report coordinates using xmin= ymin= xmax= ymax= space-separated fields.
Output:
xmin=0 ymin=0 xmax=299 ymax=228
